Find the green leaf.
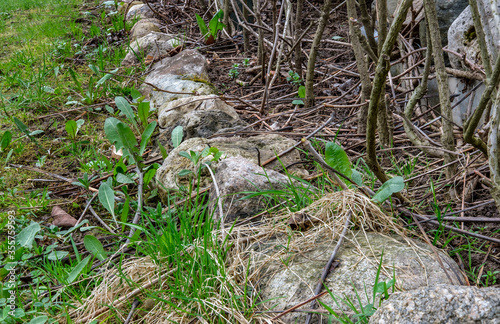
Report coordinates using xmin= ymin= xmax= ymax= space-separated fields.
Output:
xmin=116 ymin=173 xmax=135 ymax=184
xmin=351 ymin=169 xmax=363 ymax=186
xmin=171 ymin=125 xmax=184 ymax=148
xmin=298 ymin=85 xmax=306 ymax=98
xmin=68 ymin=68 xmax=81 ymax=90
xmin=115 ymin=96 xmax=137 ymax=128
xmin=371 ymin=176 xmax=405 ymax=203
xmin=130 ymin=88 xmax=142 ymax=100
xmin=104 ymin=118 xmax=138 ymax=161
xmin=27 ymin=315 xmax=49 ymax=324
xmin=13 ymin=117 xmax=30 ymax=136
xmin=140 ymin=121 xmax=156 ymax=155
xmin=291 ymin=99 xmax=304 ymax=105
xmin=324 ymin=142 xmax=352 ymax=182
xmin=143 ymin=167 xmax=158 ymax=186
xmin=159 ymin=144 xmax=168 ymax=159
xmin=66 ymin=256 xmax=91 ymax=284
xmin=65 ymin=120 xmax=77 ymax=139
xmin=195 ymin=13 xmax=209 ymax=39
xmin=88 ymin=64 xmax=100 ymax=74
xmin=17 ymin=222 xmax=41 ymax=248
xmin=98 ymin=182 xmax=116 ymax=220
xmin=47 ymin=250 xmax=69 ymax=261
xmin=178 ymin=151 xmax=191 ymax=160
xmin=1 ymin=131 xmax=12 ymax=151
xmin=209 ymin=10 xmax=225 ymax=37
xmin=121 ymin=198 xmax=130 ymax=232
xmin=178 ymin=169 xmax=193 ymax=176
xmin=84 ymin=235 xmax=106 ymax=261
xmin=137 ymin=101 xmax=150 ymax=127
xmin=96 ymin=73 xmax=113 ymax=86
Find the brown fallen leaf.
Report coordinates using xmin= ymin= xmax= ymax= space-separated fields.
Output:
xmin=52 ymin=206 xmax=77 ymax=228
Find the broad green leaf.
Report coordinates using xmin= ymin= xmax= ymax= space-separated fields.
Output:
xmin=143 ymin=167 xmax=157 ymax=186
xmin=130 ymin=88 xmax=142 ymax=101
xmin=178 ymin=151 xmax=191 ymax=160
xmin=115 ymin=96 xmax=137 ymax=128
xmin=195 ymin=13 xmax=209 ymax=39
xmin=291 ymin=99 xmax=304 ymax=105
xmin=159 ymin=144 xmax=168 ymax=159
xmin=137 ymin=101 xmax=150 ymax=127
xmin=28 ymin=315 xmax=49 ymax=324
xmin=66 ymin=256 xmax=91 ymax=284
xmin=116 ymin=122 xmax=138 ymax=153
xmin=171 ymin=125 xmax=183 ymax=148
xmin=371 ymin=176 xmax=405 ymax=203
xmin=178 ymin=169 xmax=193 ymax=176
xmin=324 ymin=142 xmax=352 ymax=181
xmin=98 ymin=182 xmax=116 ymax=220
xmin=351 ymin=169 xmax=363 ymax=186
xmin=47 ymin=250 xmax=69 ymax=261
xmin=116 ymin=173 xmax=135 ymax=184
xmin=17 ymin=222 xmax=41 ymax=248
xmin=29 ymin=130 xmax=44 ymax=136
xmin=1 ymin=131 xmax=12 ymax=151
xmin=140 ymin=121 xmax=156 ymax=155
xmin=84 ymin=235 xmax=106 ymax=261
xmin=88 ymin=64 xmax=99 ymax=74
xmin=209 ymin=10 xmax=225 ymax=37
xmin=13 ymin=117 xmax=30 ymax=136
xmin=65 ymin=120 xmax=77 ymax=139
xmin=298 ymin=85 xmax=306 ymax=98
xmin=96 ymin=73 xmax=113 ymax=86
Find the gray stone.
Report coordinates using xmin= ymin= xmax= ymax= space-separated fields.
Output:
xmin=209 ymin=156 xmax=293 ymax=222
xmin=255 ymin=232 xmax=466 ymax=324
xmin=369 ymin=285 xmax=500 ymax=324
xmin=436 ymin=0 xmax=469 ymax=46
xmin=449 ymin=77 xmax=486 ymax=127
xmin=125 ymin=4 xmax=155 ymax=21
xmin=448 ymin=3 xmax=500 ymax=71
xmin=122 ymin=32 xmax=180 ymax=66
xmin=141 ymin=49 xmax=214 ymax=107
xmin=129 ymin=18 xmax=162 ymax=40
xmin=155 ymin=135 xmax=307 ymax=194
xmin=157 ymin=95 xmax=246 ymax=148
xmin=118 ymin=1 xmax=142 ymax=16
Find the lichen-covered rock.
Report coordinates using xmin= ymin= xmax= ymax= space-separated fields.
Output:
xmin=157 ymin=95 xmax=246 ymax=147
xmin=141 ymin=49 xmax=214 ymax=107
xmin=369 ymin=285 xmax=500 ymax=324
xmin=125 ymin=4 xmax=155 ymax=21
xmin=118 ymin=1 xmax=142 ymax=16
xmin=209 ymin=156 xmax=292 ymax=222
xmin=122 ymin=32 xmax=179 ymax=66
xmin=256 ymin=232 xmax=466 ymax=324
xmin=448 ymin=3 xmax=500 ymax=71
xmin=130 ymin=18 xmax=162 ymax=40
xmin=155 ymin=135 xmax=307 ymax=194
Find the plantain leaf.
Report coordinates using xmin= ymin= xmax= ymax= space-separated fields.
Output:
xmin=65 ymin=120 xmax=77 ymax=139
xmin=84 ymin=235 xmax=106 ymax=261
xmin=17 ymin=222 xmax=41 ymax=248
xmin=140 ymin=121 xmax=156 ymax=155
xmin=98 ymin=182 xmax=115 ymax=220
xmin=66 ymin=256 xmax=91 ymax=284
xmin=137 ymin=101 xmax=150 ymax=127
xmin=324 ymin=142 xmax=352 ymax=182
xmin=115 ymin=96 xmax=137 ymax=128
xmin=371 ymin=176 xmax=405 ymax=203
xmin=171 ymin=125 xmax=183 ymax=148
xmin=1 ymin=131 xmax=12 ymax=151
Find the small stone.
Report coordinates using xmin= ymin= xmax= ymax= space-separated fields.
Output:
xmin=130 ymin=19 xmax=161 ymax=41
xmin=125 ymin=4 xmax=155 ymax=21
xmin=209 ymin=156 xmax=292 ymax=222
xmin=122 ymin=32 xmax=180 ymax=66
